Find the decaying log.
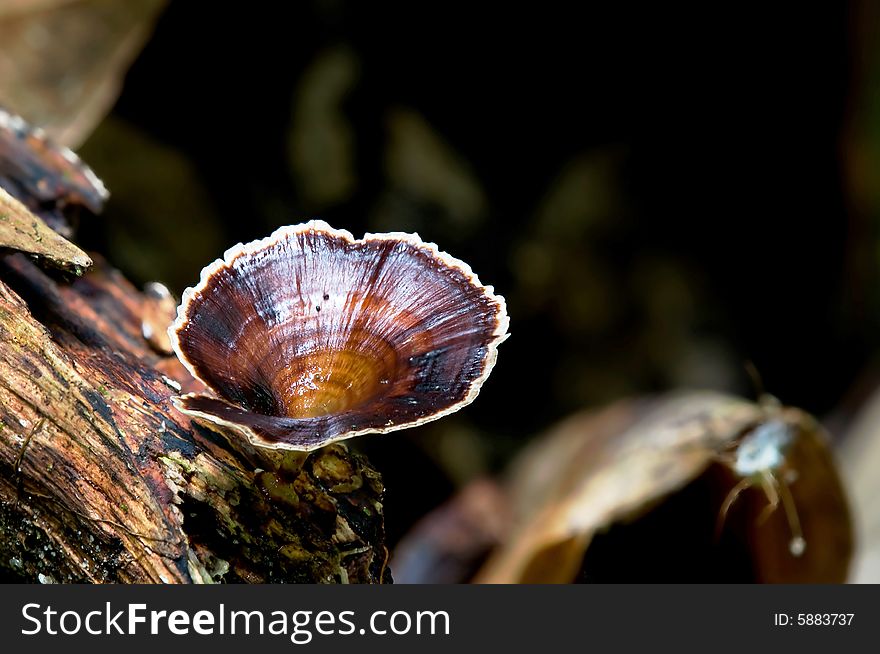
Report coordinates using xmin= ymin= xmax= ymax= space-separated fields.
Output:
xmin=0 ymin=252 xmax=389 ymax=583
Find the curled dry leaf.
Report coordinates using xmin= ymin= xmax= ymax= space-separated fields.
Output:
xmin=475 ymin=392 xmax=853 ymax=583
xmin=838 ymin=382 xmax=880 ymax=582
xmin=0 ymin=186 xmax=91 ymax=273
xmin=392 ymin=478 xmax=509 ymax=584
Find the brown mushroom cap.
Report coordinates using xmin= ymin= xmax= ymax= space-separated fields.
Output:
xmin=169 ymin=220 xmax=509 ymax=451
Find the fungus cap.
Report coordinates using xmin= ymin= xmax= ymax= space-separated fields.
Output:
xmin=169 ymin=220 xmax=509 ymax=451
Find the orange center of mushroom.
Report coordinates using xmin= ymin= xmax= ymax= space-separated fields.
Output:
xmin=276 ymin=342 xmax=398 ymax=419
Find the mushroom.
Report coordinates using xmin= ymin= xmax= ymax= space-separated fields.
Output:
xmin=169 ymin=220 xmax=509 ymax=451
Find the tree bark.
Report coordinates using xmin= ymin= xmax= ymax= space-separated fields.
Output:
xmin=0 ymin=252 xmax=389 ymax=583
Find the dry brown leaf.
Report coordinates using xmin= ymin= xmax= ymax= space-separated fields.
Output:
xmin=476 ymin=392 xmax=852 ymax=583
xmin=392 ymin=478 xmax=509 ymax=584
xmin=0 ymin=185 xmax=91 ymax=272
xmin=0 ymin=0 xmax=167 ymax=147
xmin=839 ymin=383 xmax=880 ymax=582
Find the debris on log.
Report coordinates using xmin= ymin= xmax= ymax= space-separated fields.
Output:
xmin=0 ymin=187 xmax=92 ymax=273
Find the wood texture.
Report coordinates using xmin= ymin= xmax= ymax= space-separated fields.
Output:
xmin=0 ymin=251 xmax=389 ymax=583
xmin=0 ymin=187 xmax=92 ymax=273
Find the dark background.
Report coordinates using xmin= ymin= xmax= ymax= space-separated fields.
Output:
xmin=75 ymin=1 xmax=877 ymax=545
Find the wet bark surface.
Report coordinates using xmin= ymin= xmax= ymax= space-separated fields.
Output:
xmin=0 ymin=252 xmax=389 ymax=583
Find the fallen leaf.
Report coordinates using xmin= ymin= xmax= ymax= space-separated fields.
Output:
xmin=0 ymin=0 xmax=168 ymax=147
xmin=476 ymin=392 xmax=853 ymax=583
xmin=392 ymin=478 xmax=508 ymax=584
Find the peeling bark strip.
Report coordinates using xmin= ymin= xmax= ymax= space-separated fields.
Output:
xmin=0 ymin=253 xmax=388 ymax=583
xmin=0 ymin=187 xmax=92 ymax=273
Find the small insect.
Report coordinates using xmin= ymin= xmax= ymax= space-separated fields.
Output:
xmin=714 ymin=404 xmax=806 ymax=557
